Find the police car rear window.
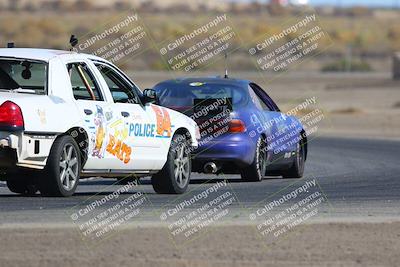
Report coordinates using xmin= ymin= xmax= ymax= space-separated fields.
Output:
xmin=0 ymin=59 xmax=47 ymax=95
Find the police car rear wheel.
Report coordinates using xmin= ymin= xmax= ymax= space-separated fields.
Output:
xmin=38 ymin=135 xmax=81 ymax=197
xmin=6 ymin=171 xmax=38 ymax=195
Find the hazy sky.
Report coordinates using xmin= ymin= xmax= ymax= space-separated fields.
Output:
xmin=309 ymin=0 xmax=399 ymax=7
xmin=244 ymin=0 xmax=400 ymax=8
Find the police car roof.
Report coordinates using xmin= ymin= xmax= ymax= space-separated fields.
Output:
xmin=0 ymin=48 xmax=105 ymax=62
xmin=0 ymin=48 xmax=78 ymax=61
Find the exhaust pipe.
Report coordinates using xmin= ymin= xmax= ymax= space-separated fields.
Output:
xmin=0 ymin=139 xmax=9 ymax=147
xmin=203 ymin=162 xmax=220 ymax=174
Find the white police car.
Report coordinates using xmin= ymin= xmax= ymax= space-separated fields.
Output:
xmin=0 ymin=48 xmax=199 ymax=196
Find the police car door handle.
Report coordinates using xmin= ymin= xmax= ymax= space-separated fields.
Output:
xmin=84 ymin=109 xmax=93 ymax=115
xmin=121 ymin=111 xmax=130 ymax=117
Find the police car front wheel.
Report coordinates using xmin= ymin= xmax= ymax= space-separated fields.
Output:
xmin=151 ymin=133 xmax=191 ymax=194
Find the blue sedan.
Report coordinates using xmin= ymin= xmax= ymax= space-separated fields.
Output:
xmin=154 ymin=77 xmax=307 ymax=181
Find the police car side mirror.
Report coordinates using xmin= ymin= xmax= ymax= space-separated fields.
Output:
xmin=143 ymin=88 xmax=157 ymax=105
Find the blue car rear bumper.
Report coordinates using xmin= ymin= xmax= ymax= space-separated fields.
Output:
xmin=192 ymin=133 xmax=256 ymax=166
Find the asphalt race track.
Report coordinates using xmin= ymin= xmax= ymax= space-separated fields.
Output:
xmin=1 ymin=136 xmax=400 ymax=225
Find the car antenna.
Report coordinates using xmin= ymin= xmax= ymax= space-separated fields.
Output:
xmin=7 ymin=42 xmax=15 ymax=48
xmin=69 ymin=35 xmax=78 ymax=51
xmin=224 ymin=52 xmax=229 ymax=79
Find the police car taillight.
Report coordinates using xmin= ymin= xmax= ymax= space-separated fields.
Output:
xmin=0 ymin=101 xmax=24 ymax=130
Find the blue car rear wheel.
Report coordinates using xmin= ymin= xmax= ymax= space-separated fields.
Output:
xmin=240 ymin=136 xmax=267 ymax=182
xmin=282 ymin=139 xmax=305 ymax=178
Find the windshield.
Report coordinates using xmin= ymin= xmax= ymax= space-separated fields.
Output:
xmin=0 ymin=59 xmax=47 ymax=94
xmin=154 ymin=82 xmax=249 ymax=117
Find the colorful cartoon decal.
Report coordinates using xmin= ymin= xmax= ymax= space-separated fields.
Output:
xmin=85 ymin=105 xmax=173 ymax=164
xmin=151 ymin=106 xmax=172 ymax=138
xmin=106 ymin=134 xmax=132 ymax=164
xmin=110 ymin=119 xmax=129 ymax=140
xmin=37 ymin=109 xmax=47 ymax=124
xmin=105 ymin=111 xmax=113 ymax=122
xmin=92 ymin=105 xmax=107 ymax=158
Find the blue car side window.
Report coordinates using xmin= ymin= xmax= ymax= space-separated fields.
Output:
xmin=248 ymin=85 xmax=270 ymax=111
xmin=250 ymin=83 xmax=280 ymax=112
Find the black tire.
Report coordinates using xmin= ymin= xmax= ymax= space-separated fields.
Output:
xmin=152 ymin=134 xmax=191 ymax=194
xmin=6 ymin=172 xmax=38 ymax=195
xmin=116 ymin=176 xmax=138 ymax=185
xmin=38 ymin=135 xmax=81 ymax=197
xmin=282 ymin=138 xmax=305 ymax=179
xmin=241 ymin=136 xmax=267 ymax=182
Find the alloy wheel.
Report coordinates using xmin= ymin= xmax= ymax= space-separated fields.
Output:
xmin=174 ymin=144 xmax=190 ymax=189
xmin=59 ymin=144 xmax=79 ymax=191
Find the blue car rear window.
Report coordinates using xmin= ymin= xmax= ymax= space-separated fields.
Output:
xmin=154 ymin=82 xmax=249 ymax=116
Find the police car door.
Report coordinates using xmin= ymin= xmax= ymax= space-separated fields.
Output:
xmin=92 ymin=61 xmax=161 ymax=171
xmin=65 ymin=61 xmax=116 ymax=171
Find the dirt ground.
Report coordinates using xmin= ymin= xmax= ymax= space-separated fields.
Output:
xmin=0 ymin=223 xmax=399 ymax=267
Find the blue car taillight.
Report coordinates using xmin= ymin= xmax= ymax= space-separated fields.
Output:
xmin=228 ymin=119 xmax=246 ymax=133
